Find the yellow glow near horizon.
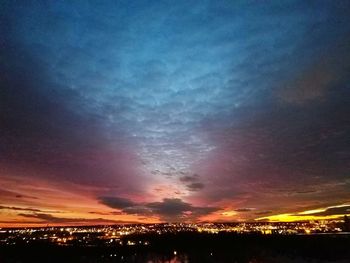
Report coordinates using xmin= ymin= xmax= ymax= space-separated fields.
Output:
xmin=298 ymin=208 xmax=326 ymax=215
xmin=256 ymin=213 xmax=344 ymax=222
xmin=256 ymin=204 xmax=350 ymax=222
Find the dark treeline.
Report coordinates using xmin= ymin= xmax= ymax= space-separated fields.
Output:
xmin=1 ymin=232 xmax=350 ymax=262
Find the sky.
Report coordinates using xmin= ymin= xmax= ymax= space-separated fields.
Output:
xmin=1 ymin=0 xmax=350 ymax=226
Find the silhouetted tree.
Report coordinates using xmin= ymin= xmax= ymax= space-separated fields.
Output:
xmin=343 ymin=215 xmax=350 ymax=232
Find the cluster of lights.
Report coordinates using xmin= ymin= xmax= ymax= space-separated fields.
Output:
xmin=196 ymin=221 xmax=343 ymax=235
xmin=0 ymin=220 xmax=345 ymax=246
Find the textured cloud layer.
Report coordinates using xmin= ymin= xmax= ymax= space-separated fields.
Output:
xmin=1 ymin=0 xmax=350 ymax=224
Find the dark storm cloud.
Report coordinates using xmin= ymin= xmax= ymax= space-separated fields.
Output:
xmin=146 ymin=198 xmax=218 ymax=221
xmin=99 ymin=196 xmax=218 ymax=221
xmin=99 ymin=196 xmax=136 ymax=209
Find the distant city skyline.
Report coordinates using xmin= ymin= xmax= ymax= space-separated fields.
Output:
xmin=1 ymin=1 xmax=350 ymax=227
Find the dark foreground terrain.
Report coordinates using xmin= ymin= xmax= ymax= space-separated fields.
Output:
xmin=1 ymin=232 xmax=350 ymax=262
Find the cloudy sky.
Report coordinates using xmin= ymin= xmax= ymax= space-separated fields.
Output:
xmin=1 ymin=0 xmax=350 ymax=226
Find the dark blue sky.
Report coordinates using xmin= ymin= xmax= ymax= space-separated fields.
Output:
xmin=1 ymin=0 xmax=350 ymax=225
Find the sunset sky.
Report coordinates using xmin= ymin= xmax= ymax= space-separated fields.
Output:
xmin=1 ymin=0 xmax=350 ymax=227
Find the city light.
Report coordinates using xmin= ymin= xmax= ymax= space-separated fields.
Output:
xmin=0 ymin=220 xmax=346 ymax=247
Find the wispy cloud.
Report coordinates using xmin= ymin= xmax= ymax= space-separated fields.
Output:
xmin=18 ymin=212 xmax=133 ymax=224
